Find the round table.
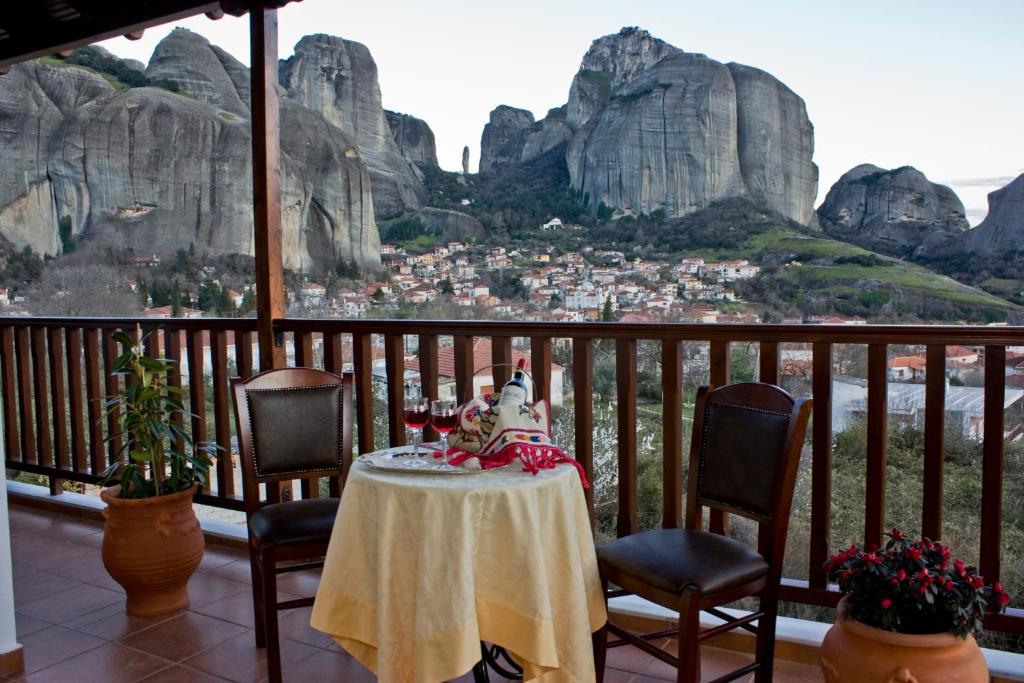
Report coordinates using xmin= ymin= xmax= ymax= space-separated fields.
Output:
xmin=310 ymin=454 xmax=606 ymax=683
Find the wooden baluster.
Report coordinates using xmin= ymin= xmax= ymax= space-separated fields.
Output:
xmin=759 ymin=341 xmax=780 ymax=386
xmin=31 ymin=326 xmax=52 ymax=467
xmin=102 ymin=329 xmax=123 ymax=468
xmin=418 ymin=334 xmax=439 ymax=442
xmin=164 ymin=330 xmax=186 ymax=457
xmin=322 ymin=332 xmax=342 ymax=374
xmin=0 ymin=327 xmax=20 ymax=463
xmin=491 ymin=336 xmax=513 ymax=388
xmin=531 ymin=336 xmax=552 ymax=405
xmin=809 ymin=342 xmax=833 ymax=589
xmin=235 ymin=330 xmax=254 ymax=379
xmin=865 ymin=344 xmax=888 ymax=548
xmin=384 ymin=334 xmax=406 ymax=448
xmin=980 ymin=345 xmax=1005 ymax=583
xmin=662 ymin=339 xmax=683 ymax=529
xmin=353 ymin=332 xmax=374 ymax=454
xmin=922 ymin=344 xmax=946 ymax=540
xmin=211 ymin=330 xmax=234 ymax=498
xmin=186 ymin=329 xmax=208 ymax=488
xmin=143 ymin=326 xmax=162 ymax=359
xmin=616 ymin=338 xmax=638 ymax=537
xmin=294 ymin=331 xmax=313 ymax=368
xmin=65 ymin=329 xmax=87 ymax=473
xmin=573 ymin=337 xmax=594 ymax=517
xmin=453 ymin=335 xmax=474 ymax=405
xmin=14 ymin=327 xmax=35 ymax=463
xmin=47 ymin=327 xmax=69 ymax=479
xmin=709 ymin=340 xmax=730 ymax=535
xmin=84 ymin=329 xmax=104 ymax=473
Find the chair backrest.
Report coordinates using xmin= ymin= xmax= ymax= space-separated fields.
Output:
xmin=231 ymin=367 xmax=353 ymax=514
xmin=685 ymin=382 xmax=812 ymax=565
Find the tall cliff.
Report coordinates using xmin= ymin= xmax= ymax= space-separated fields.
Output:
xmin=280 ymin=34 xmax=426 ymax=219
xmin=817 ymin=164 xmax=969 ymax=258
xmin=0 ymin=31 xmax=381 ymax=272
xmin=479 ymin=105 xmax=535 ymax=173
xmin=962 ymin=174 xmax=1024 ymax=255
xmin=563 ymin=28 xmax=818 ymax=224
xmin=385 ymin=110 xmax=438 ymax=167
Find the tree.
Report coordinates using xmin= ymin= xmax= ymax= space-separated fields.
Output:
xmin=171 ymin=281 xmax=183 ymax=317
xmin=27 ymin=264 xmax=141 ymax=317
xmin=439 ymin=278 xmax=454 ymax=295
xmin=372 ymin=287 xmax=385 ymax=303
xmin=600 ymin=295 xmax=614 ymax=321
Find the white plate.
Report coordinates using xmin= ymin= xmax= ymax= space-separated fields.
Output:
xmin=356 ymin=446 xmax=486 ymax=475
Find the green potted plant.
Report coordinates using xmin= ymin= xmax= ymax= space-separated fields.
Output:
xmin=820 ymin=528 xmax=1010 ymax=682
xmin=99 ymin=328 xmax=218 ymax=616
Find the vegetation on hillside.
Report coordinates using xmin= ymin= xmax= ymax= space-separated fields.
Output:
xmin=40 ymin=47 xmax=181 ymax=93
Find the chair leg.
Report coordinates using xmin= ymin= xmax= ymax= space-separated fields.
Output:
xmin=676 ymin=588 xmax=701 ymax=683
xmin=593 ymin=578 xmax=609 ymax=682
xmin=260 ymin=548 xmax=282 ymax=683
xmin=754 ymin=588 xmax=779 ymax=683
xmin=249 ymin=547 xmax=266 ymax=648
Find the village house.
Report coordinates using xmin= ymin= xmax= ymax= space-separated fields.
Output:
xmin=888 ymin=356 xmax=927 ymax=381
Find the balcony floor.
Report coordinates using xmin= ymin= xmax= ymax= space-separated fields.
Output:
xmin=4 ymin=503 xmax=823 ymax=682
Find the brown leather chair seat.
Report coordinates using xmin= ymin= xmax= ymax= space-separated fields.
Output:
xmin=597 ymin=528 xmax=769 ymax=596
xmin=248 ymin=498 xmax=340 ymax=547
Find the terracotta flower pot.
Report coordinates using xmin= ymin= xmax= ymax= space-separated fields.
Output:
xmin=820 ymin=599 xmax=988 ymax=682
xmin=100 ymin=484 xmax=204 ymax=616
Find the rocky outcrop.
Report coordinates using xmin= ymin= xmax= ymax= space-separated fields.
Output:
xmin=385 ymin=110 xmax=438 ymax=167
xmin=559 ymin=27 xmax=818 ymax=224
xmin=280 ymin=34 xmax=425 ymax=218
xmin=0 ymin=39 xmax=381 ymax=272
xmin=818 ymin=164 xmax=969 ymax=258
xmin=407 ymin=207 xmax=484 ymax=243
xmin=728 ymin=63 xmax=818 ymax=226
xmin=479 ymin=105 xmax=534 ymax=173
xmin=962 ymin=174 xmax=1024 ymax=255
xmin=522 ymin=107 xmax=574 ymax=164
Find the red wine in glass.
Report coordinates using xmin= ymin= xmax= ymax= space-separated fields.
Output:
xmin=431 ymin=399 xmax=458 ymax=471
xmin=403 ymin=396 xmax=430 ymax=467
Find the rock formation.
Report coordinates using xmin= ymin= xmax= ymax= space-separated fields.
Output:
xmin=407 ymin=207 xmax=485 ymax=243
xmin=462 ymin=146 xmax=470 ymax=174
xmin=385 ymin=110 xmax=438 ymax=167
xmin=962 ymin=174 xmax=1024 ymax=255
xmin=280 ymin=34 xmax=426 ymax=218
xmin=0 ymin=32 xmax=381 ymax=272
xmin=475 ymin=28 xmax=818 ymax=224
xmin=479 ymin=105 xmax=535 ymax=173
xmin=818 ymin=164 xmax=969 ymax=258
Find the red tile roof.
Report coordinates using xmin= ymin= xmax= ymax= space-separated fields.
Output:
xmin=406 ymin=337 xmax=561 ymax=378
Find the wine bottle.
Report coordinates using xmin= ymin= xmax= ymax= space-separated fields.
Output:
xmin=497 ymin=358 xmax=529 ymax=407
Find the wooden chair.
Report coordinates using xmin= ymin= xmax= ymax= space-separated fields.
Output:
xmin=594 ymin=382 xmax=812 ymax=683
xmin=231 ymin=367 xmax=353 ymax=683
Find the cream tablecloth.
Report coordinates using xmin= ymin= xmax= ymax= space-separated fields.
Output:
xmin=310 ymin=459 xmax=606 ymax=683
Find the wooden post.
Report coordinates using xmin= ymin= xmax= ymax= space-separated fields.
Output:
xmin=251 ymin=8 xmax=285 ymax=370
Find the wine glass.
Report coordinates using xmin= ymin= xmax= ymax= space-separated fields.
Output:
xmin=402 ymin=395 xmax=431 ymax=468
xmin=430 ymin=399 xmax=458 ymax=471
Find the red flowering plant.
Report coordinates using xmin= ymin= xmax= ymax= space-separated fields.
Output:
xmin=825 ymin=528 xmax=1010 ymax=639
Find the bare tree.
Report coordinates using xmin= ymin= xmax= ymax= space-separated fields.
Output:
xmin=28 ymin=263 xmax=142 ymax=317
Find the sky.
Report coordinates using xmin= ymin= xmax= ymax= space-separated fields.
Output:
xmin=100 ymin=0 xmax=1024 ymax=225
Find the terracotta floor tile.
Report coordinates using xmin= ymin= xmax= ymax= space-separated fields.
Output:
xmin=16 ymin=583 xmax=124 ymax=624
xmin=205 ymin=558 xmax=254 ymax=584
xmin=13 ymin=613 xmax=52 ymax=640
xmin=184 ymin=632 xmax=319 ymax=683
xmin=12 ymin=570 xmax=81 ymax=606
xmin=20 ymin=516 xmax=103 ymax=545
xmin=72 ymin=608 xmax=181 ymax=641
xmin=23 ymin=643 xmax=169 ymax=683
xmin=273 ymin=568 xmax=322 ymax=598
xmin=198 ymin=546 xmax=247 ymax=574
xmin=281 ymin=648 xmax=375 ymax=683
xmin=137 ymin=665 xmax=231 ymax=682
xmin=185 ymin=572 xmax=249 ymax=605
xmin=276 ymin=606 xmax=339 ymax=651
xmin=120 ymin=612 xmax=248 ymax=662
xmin=606 ymin=642 xmax=655 ymax=673
xmin=189 ymin=591 xmax=261 ymax=629
xmin=19 ymin=625 xmax=106 ymax=674
xmin=8 ymin=507 xmax=54 ymax=534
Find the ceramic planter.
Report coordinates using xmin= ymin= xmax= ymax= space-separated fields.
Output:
xmin=100 ymin=484 xmax=204 ymax=616
xmin=820 ymin=599 xmax=988 ymax=682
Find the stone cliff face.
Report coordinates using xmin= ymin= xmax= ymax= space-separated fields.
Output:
xmin=496 ymin=27 xmax=818 ymax=225
xmin=280 ymin=34 xmax=426 ymax=219
xmin=479 ymin=105 xmax=535 ymax=173
xmin=0 ymin=30 xmax=381 ymax=272
xmin=385 ymin=110 xmax=438 ymax=167
xmin=817 ymin=164 xmax=968 ymax=258
xmin=962 ymin=174 xmax=1024 ymax=255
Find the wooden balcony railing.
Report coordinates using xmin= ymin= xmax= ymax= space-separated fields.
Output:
xmin=2 ymin=316 xmax=1023 ymax=635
